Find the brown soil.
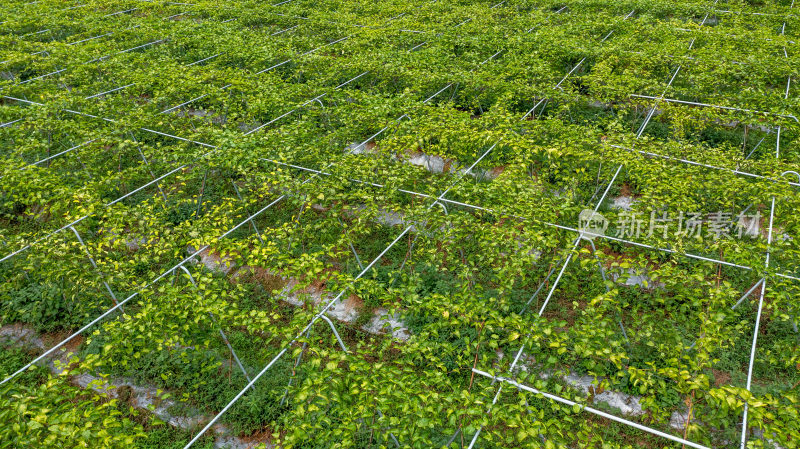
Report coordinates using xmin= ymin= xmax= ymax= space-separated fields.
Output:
xmin=442 ymin=159 xmax=453 ymax=173
xmin=42 ymin=330 xmax=84 ymax=353
xmin=235 ymin=429 xmax=274 ymax=446
xmin=344 ymin=294 xmax=364 ymax=314
xmin=490 ymin=165 xmax=506 ymax=178
xmin=711 ymin=369 xmax=731 ymax=387
xmin=243 ymin=266 xmax=288 ymax=293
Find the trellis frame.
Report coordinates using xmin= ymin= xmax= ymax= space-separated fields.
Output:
xmin=0 ymin=0 xmax=798 ymax=448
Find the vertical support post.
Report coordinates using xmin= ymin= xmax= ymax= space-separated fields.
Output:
xmin=68 ymin=225 xmax=121 ymax=308
xmin=195 ymin=168 xmax=209 ymax=217
xmin=739 ymin=197 xmax=774 ymax=448
xmin=740 ymin=7 xmax=794 ymax=445
xmin=232 ymin=181 xmax=264 ymax=244
xmin=178 ymin=266 xmax=252 ymax=383
xmin=74 ymin=152 xmax=92 ymax=179
xmin=520 ymin=255 xmax=564 ymax=314
xmin=130 ymin=131 xmax=169 ymax=204
xmin=635 ymin=1 xmax=718 ymax=138
xmin=280 ymin=327 xmax=311 ymax=406
xmin=587 ymin=238 xmax=629 ymax=342
xmin=536 ymin=165 xmax=622 ymax=317
xmin=338 ymin=217 xmax=364 ymax=271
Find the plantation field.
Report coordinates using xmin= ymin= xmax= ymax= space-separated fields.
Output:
xmin=0 ymin=0 xmax=799 ymax=448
